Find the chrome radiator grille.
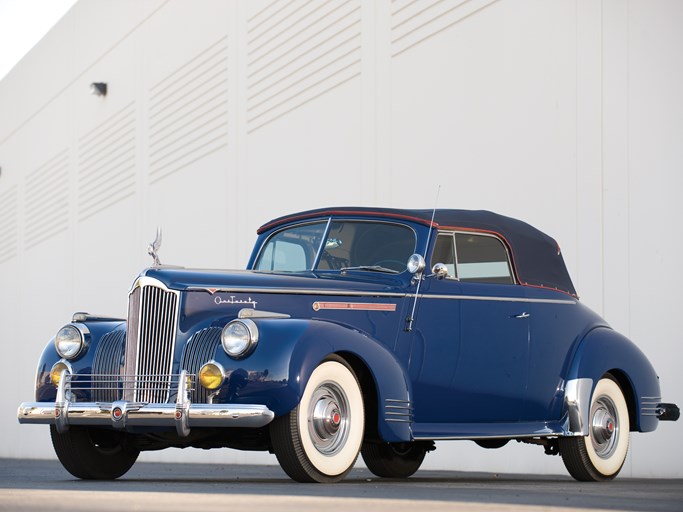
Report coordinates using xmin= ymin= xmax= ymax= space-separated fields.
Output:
xmin=92 ymin=329 xmax=125 ymax=402
xmin=180 ymin=327 xmax=221 ymax=403
xmin=124 ymin=278 xmax=180 ymax=403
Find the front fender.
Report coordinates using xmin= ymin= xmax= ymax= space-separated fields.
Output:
xmin=34 ymin=320 xmax=126 ymax=401
xmin=565 ymin=327 xmax=661 ymax=433
xmin=239 ymin=318 xmax=412 ymax=442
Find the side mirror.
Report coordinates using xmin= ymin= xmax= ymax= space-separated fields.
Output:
xmin=431 ymin=262 xmax=449 ymax=279
xmin=407 ymin=254 xmax=426 ymax=275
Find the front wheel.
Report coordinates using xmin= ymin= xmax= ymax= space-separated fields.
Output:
xmin=361 ymin=442 xmax=428 ymax=478
xmin=270 ymin=356 xmax=364 ymax=483
xmin=559 ymin=376 xmax=630 ymax=481
xmin=50 ymin=425 xmax=140 ymax=479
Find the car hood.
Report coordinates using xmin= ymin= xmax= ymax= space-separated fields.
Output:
xmin=140 ymin=266 xmax=409 ymax=295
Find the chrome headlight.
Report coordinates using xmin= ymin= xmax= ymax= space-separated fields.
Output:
xmin=407 ymin=253 xmax=426 ymax=274
xmin=54 ymin=324 xmax=89 ymax=360
xmin=221 ymin=319 xmax=258 ymax=359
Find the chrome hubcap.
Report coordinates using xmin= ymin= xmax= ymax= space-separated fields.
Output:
xmin=308 ymin=382 xmax=349 ymax=455
xmin=590 ymin=395 xmax=619 ymax=458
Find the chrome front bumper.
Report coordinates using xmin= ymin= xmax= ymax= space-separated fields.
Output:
xmin=17 ymin=370 xmax=275 ymax=437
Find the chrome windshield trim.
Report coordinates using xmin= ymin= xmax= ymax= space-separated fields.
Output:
xmin=311 ymin=216 xmax=332 ymax=270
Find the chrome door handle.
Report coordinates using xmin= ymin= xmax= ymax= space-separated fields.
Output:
xmin=513 ymin=312 xmax=530 ymax=319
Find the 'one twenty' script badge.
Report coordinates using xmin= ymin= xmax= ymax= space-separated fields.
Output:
xmin=214 ymin=295 xmax=258 ymax=308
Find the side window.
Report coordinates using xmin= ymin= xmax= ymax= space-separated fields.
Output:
xmin=455 ymin=233 xmax=514 ymax=284
xmin=431 ymin=233 xmax=456 ymax=278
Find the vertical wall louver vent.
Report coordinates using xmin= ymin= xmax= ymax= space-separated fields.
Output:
xmin=0 ymin=186 xmax=18 ymax=264
xmin=148 ymin=36 xmax=229 ymax=183
xmin=246 ymin=0 xmax=362 ymax=132
xmin=77 ymin=102 xmax=137 ymax=221
xmin=391 ymin=0 xmax=500 ymax=57
xmin=24 ymin=150 xmax=69 ymax=250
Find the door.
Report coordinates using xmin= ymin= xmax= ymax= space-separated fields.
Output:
xmin=400 ymin=231 xmax=531 ymax=424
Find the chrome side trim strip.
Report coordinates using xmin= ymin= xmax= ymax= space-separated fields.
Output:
xmin=190 ymin=287 xmax=575 ymax=305
xmin=413 ymin=432 xmax=558 ymax=441
xmin=564 ymin=378 xmax=593 ymax=435
xmin=190 ymin=287 xmax=406 ymax=298
xmin=411 ymin=423 xmax=563 ymax=440
xmin=418 ymin=294 xmax=576 ymax=305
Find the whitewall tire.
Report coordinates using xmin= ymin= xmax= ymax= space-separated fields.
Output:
xmin=560 ymin=376 xmax=630 ymax=481
xmin=270 ymin=356 xmax=364 ymax=483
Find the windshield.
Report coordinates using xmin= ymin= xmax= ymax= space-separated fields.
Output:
xmin=254 ymin=220 xmax=416 ymax=273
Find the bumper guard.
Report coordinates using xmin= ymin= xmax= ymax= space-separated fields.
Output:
xmin=17 ymin=370 xmax=275 ymax=437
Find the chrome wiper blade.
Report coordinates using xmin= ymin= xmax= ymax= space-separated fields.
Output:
xmin=340 ymin=265 xmax=399 ymax=274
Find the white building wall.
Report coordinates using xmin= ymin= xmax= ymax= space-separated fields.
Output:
xmin=0 ymin=0 xmax=680 ymax=477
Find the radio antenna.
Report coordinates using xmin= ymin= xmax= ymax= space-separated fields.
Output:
xmin=405 ymin=185 xmax=440 ymax=332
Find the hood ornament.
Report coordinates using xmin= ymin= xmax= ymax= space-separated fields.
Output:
xmin=147 ymin=227 xmax=162 ymax=267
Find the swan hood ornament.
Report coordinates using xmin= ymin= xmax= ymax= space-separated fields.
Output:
xmin=147 ymin=227 xmax=162 ymax=267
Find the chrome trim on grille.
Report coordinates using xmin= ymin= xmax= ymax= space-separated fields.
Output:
xmin=92 ymin=329 xmax=125 ymax=402
xmin=125 ymin=277 xmax=180 ymax=403
xmin=179 ymin=327 xmax=221 ymax=403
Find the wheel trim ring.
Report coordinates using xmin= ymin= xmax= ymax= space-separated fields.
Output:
xmin=308 ymin=381 xmax=350 ymax=456
xmin=590 ymin=394 xmax=619 ymax=459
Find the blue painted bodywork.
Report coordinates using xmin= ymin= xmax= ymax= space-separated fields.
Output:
xmin=31 ymin=208 xmax=669 ymax=445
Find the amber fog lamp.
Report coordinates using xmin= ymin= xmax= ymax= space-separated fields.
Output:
xmin=50 ymin=361 xmax=71 ymax=387
xmin=199 ymin=362 xmax=225 ymax=390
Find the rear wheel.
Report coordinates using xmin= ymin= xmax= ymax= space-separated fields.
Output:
xmin=559 ymin=376 xmax=630 ymax=481
xmin=270 ymin=356 xmax=364 ymax=483
xmin=361 ymin=442 xmax=427 ymax=478
xmin=50 ymin=425 xmax=139 ymax=479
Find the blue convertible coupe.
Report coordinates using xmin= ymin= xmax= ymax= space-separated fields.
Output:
xmin=18 ymin=207 xmax=678 ymax=482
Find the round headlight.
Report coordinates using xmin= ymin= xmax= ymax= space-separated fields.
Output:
xmin=221 ymin=319 xmax=258 ymax=359
xmin=55 ymin=324 xmax=89 ymax=359
xmin=199 ymin=361 xmax=225 ymax=390
xmin=407 ymin=253 xmax=426 ymax=274
xmin=50 ymin=361 xmax=72 ymax=387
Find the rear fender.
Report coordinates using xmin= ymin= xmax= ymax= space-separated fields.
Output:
xmin=564 ymin=327 xmax=661 ymax=433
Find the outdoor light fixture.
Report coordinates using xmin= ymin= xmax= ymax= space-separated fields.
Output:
xmin=90 ymin=82 xmax=107 ymax=96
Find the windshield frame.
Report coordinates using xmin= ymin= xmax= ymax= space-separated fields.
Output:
xmin=252 ymin=217 xmax=417 ymax=274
